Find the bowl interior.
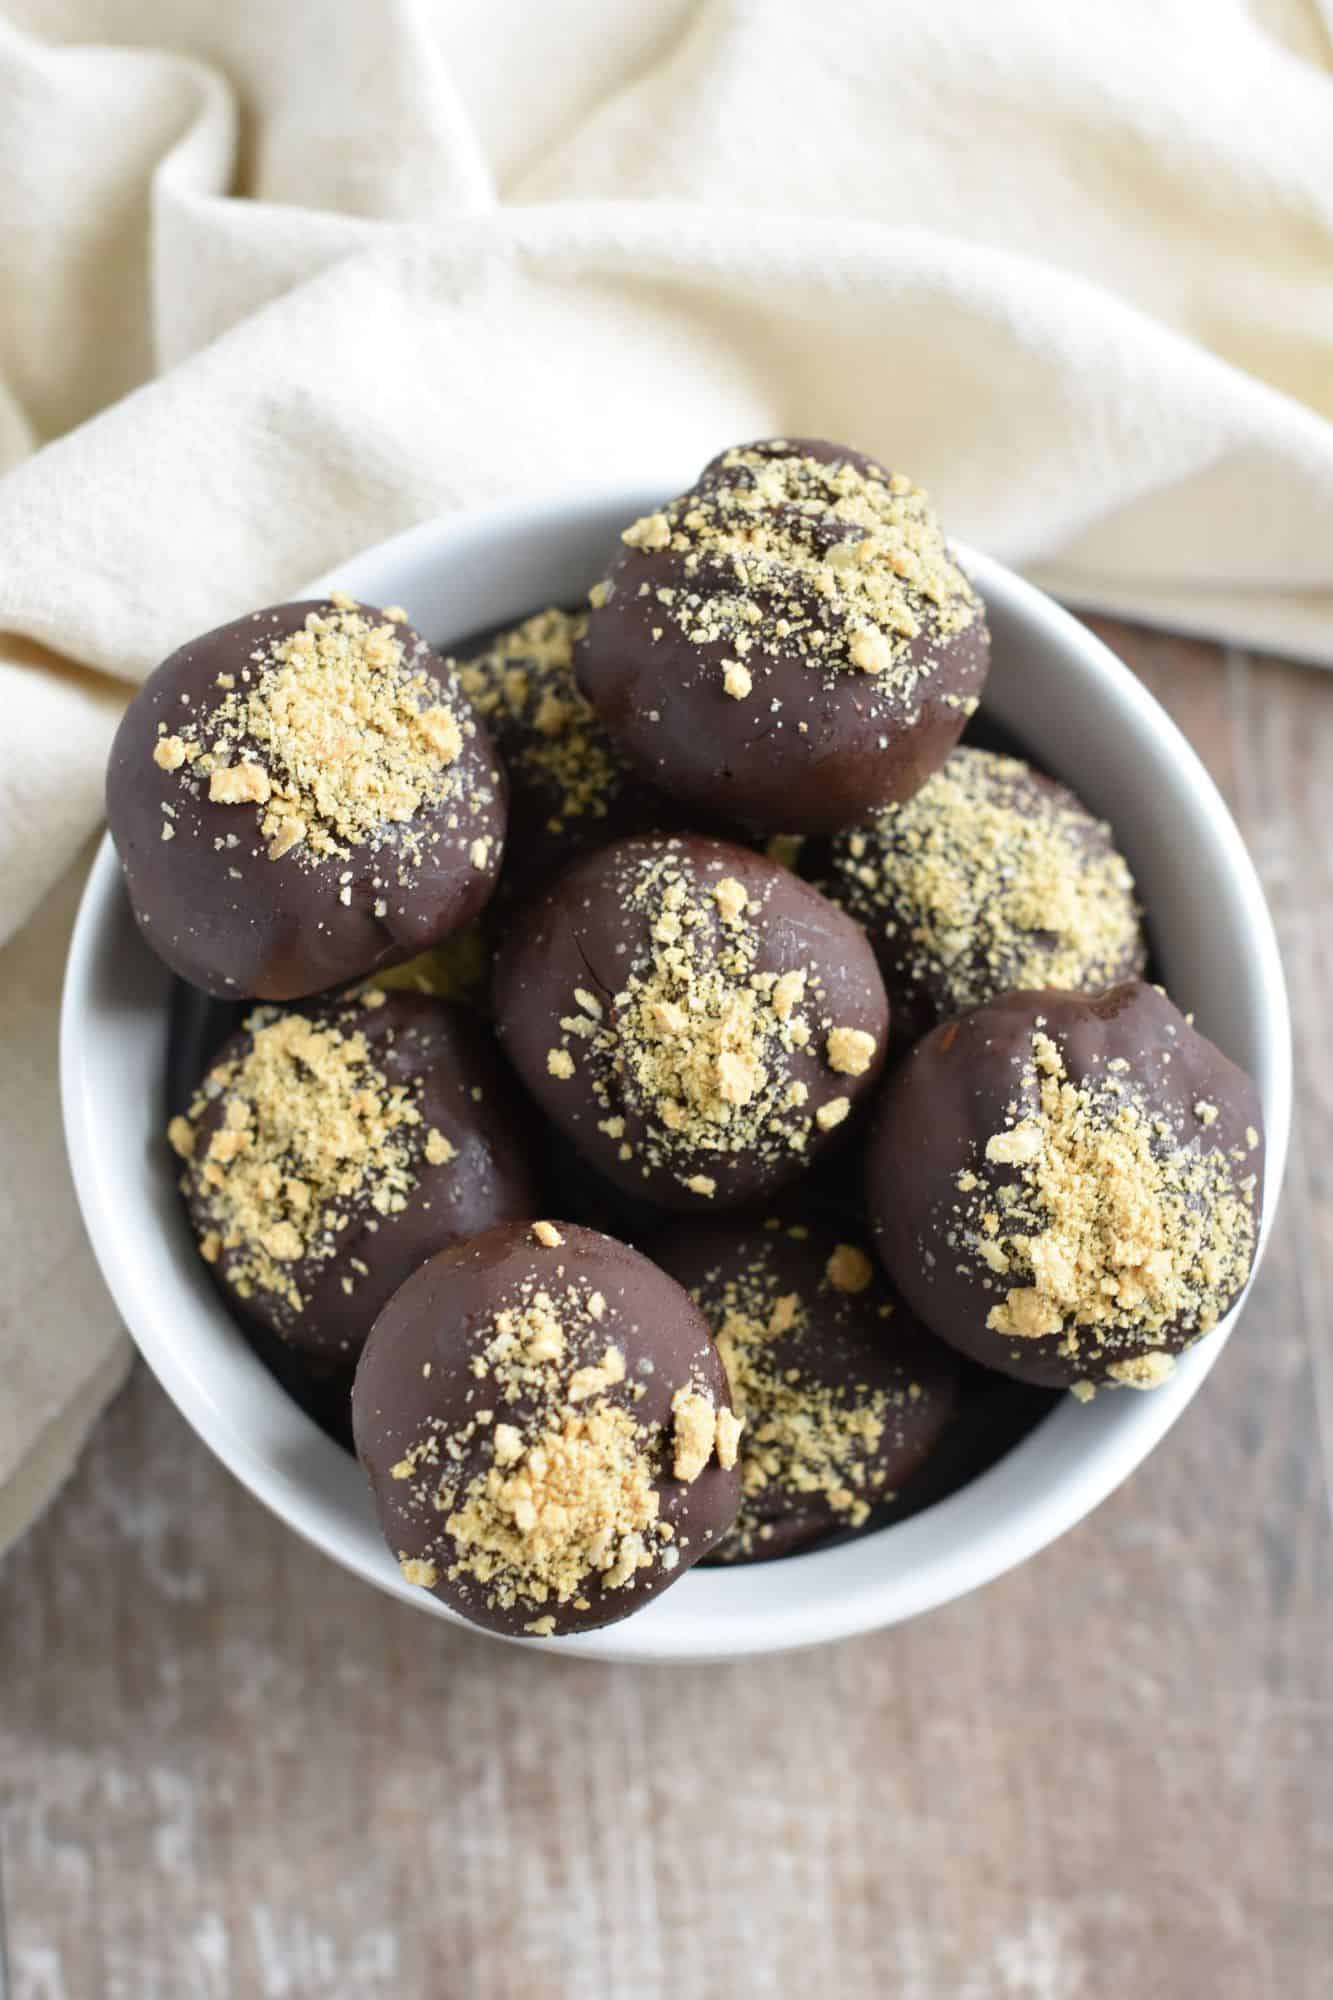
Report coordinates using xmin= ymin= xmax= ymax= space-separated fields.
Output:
xmin=61 ymin=489 xmax=1292 ymax=1662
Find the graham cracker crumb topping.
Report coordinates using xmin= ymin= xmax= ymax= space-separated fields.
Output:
xmin=698 ymin=1236 xmax=904 ymax=1551
xmin=827 ymin=1026 xmax=877 ymax=1076
xmin=389 ymin=1272 xmax=731 ymax=1617
xmin=602 ymin=445 xmax=980 ymax=700
xmin=956 ymin=1030 xmax=1258 ymax=1359
xmin=831 ymin=750 xmax=1142 ymax=1013
xmin=456 ymin=608 xmax=628 ymax=835
xmin=545 ymin=843 xmax=859 ymax=1198
xmin=172 ymin=1003 xmax=450 ymax=1321
xmin=150 ymin=600 xmax=488 ymax=874
xmin=826 ymin=1243 xmax=874 ymax=1294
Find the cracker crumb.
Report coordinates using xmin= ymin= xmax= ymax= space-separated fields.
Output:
xmin=671 ymin=1386 xmax=719 ymax=1482
xmin=568 ymin=1346 xmax=626 ymax=1403
xmin=826 ymin=1026 xmax=876 ymax=1076
xmin=713 ymin=876 xmax=748 ymax=923
xmin=826 ymin=1243 xmax=874 ymax=1293
xmin=532 ymin=1221 xmax=564 ymax=1248
xmin=771 ymin=970 xmax=806 ymax=1020
xmin=153 ymin=735 xmax=188 ymax=772
xmin=399 ymin=1557 xmax=438 ymax=1588
xmin=209 ymin=762 xmax=271 ymax=806
xmin=491 ymin=1423 xmax=524 ymax=1467
xmin=622 ymin=510 xmax=672 ymax=552
xmin=686 ymin=1174 xmax=717 ymax=1198
xmin=849 ymin=626 xmax=892 ymax=674
xmin=266 ymin=815 xmax=306 ymax=860
xmin=547 ymin=1048 xmax=575 ymax=1079
xmin=722 ymin=660 xmax=752 ymax=700
xmin=1107 ymin=1351 xmax=1176 ymax=1390
xmin=816 ymin=1095 xmax=851 ymax=1132
xmin=424 ymin=1128 xmax=456 ymax=1165
xmin=714 ymin=1405 xmax=744 ymax=1471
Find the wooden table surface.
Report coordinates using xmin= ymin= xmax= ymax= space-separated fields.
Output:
xmin=2 ymin=618 xmax=1329 ymax=2000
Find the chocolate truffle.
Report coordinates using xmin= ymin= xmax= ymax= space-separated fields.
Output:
xmin=828 ymin=748 xmax=1146 ymax=1045
xmin=454 ymin=607 xmax=671 ymax=900
xmin=352 ymin=1221 xmax=742 ymax=1635
xmin=654 ymin=1219 xmax=959 ymax=1561
xmin=575 ymin=438 xmax=988 ymax=834
xmin=866 ymin=983 xmax=1264 ymax=1394
xmin=107 ymin=596 xmax=506 ymax=999
xmin=170 ymin=989 xmax=536 ymax=1365
xmin=493 ymin=834 xmax=889 ymax=1212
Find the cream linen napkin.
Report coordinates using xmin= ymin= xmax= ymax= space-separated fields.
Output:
xmin=2 ymin=0 xmax=1331 ymax=1554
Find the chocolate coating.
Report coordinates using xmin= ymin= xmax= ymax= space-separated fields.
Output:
xmin=654 ymin=1219 xmax=959 ymax=1561
xmin=575 ymin=438 xmax=989 ymax=835
xmin=827 ymin=748 xmax=1147 ymax=1047
xmin=866 ymin=984 xmax=1265 ymax=1391
xmin=493 ymin=834 xmax=889 ymax=1212
xmin=352 ymin=1222 xmax=741 ymax=1635
xmin=175 ymin=990 xmax=537 ymax=1365
xmin=107 ymin=599 xmax=506 ymax=999
xmin=454 ymin=606 xmax=681 ymax=904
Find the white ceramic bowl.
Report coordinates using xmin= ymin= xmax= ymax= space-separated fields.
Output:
xmin=61 ymin=486 xmax=1292 ymax=1663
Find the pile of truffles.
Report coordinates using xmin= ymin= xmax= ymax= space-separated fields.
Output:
xmin=107 ymin=438 xmax=1265 ymax=1639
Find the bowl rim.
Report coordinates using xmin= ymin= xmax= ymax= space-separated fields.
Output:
xmin=61 ymin=488 xmax=1293 ymax=1662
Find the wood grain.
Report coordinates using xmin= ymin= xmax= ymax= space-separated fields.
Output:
xmin=2 ymin=621 xmax=1330 ymax=2000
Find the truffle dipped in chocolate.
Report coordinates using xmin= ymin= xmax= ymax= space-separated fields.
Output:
xmin=107 ymin=596 xmax=506 ymax=999
xmin=575 ymin=439 xmax=988 ymax=834
xmin=828 ymin=748 xmax=1146 ymax=1045
xmin=654 ymin=1219 xmax=959 ymax=1561
xmin=866 ymin=983 xmax=1264 ymax=1394
xmin=454 ymin=607 xmax=671 ymax=901
xmin=353 ymin=1221 xmax=742 ymax=1635
xmin=493 ymin=834 xmax=889 ymax=1212
xmin=170 ymin=989 xmax=536 ymax=1365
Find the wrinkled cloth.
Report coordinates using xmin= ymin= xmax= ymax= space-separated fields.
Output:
xmin=2 ymin=0 xmax=1331 ymax=1554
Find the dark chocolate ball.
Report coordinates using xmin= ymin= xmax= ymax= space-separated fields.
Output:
xmin=653 ymin=1218 xmax=960 ymax=1561
xmin=827 ymin=748 xmax=1146 ymax=1046
xmin=865 ymin=983 xmax=1265 ymax=1393
xmin=106 ymin=597 xmax=507 ymax=999
xmin=492 ymin=834 xmax=889 ymax=1213
xmin=352 ymin=1221 xmax=742 ymax=1636
xmin=574 ymin=438 xmax=989 ymax=835
xmin=454 ymin=606 xmax=676 ymax=903
xmin=170 ymin=989 xmax=537 ymax=1365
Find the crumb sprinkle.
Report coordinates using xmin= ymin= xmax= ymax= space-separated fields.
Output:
xmin=959 ymin=1029 xmax=1258 ymax=1364
xmin=150 ymin=599 xmax=489 ymax=877
xmin=601 ymin=445 xmax=980 ymax=701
